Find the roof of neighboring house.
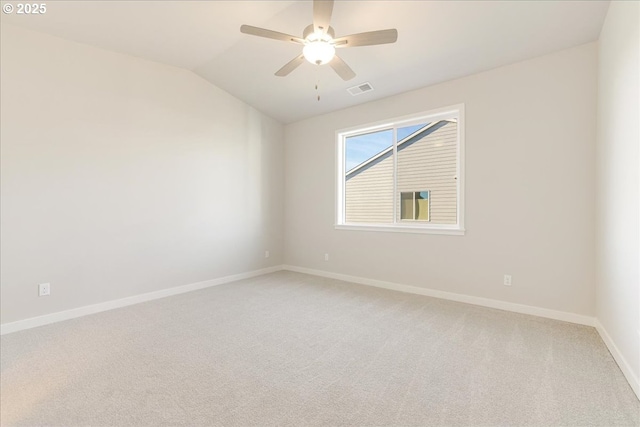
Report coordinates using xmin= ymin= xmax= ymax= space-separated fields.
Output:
xmin=346 ymin=119 xmax=454 ymax=180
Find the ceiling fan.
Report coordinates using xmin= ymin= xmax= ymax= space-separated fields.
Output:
xmin=240 ymin=0 xmax=398 ymax=81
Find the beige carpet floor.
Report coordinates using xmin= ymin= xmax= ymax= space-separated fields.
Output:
xmin=1 ymin=271 xmax=639 ymax=426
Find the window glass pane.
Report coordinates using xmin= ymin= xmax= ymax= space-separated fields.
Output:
xmin=415 ymin=191 xmax=430 ymax=221
xmin=396 ymin=120 xmax=458 ymax=224
xmin=397 ymin=123 xmax=429 ymax=141
xmin=400 ymin=192 xmax=413 ymax=220
xmin=344 ymin=129 xmax=393 ymax=223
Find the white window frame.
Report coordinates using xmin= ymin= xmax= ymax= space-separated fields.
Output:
xmin=335 ymin=104 xmax=465 ymax=235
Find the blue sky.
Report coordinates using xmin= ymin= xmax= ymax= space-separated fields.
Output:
xmin=345 ymin=124 xmax=427 ymax=171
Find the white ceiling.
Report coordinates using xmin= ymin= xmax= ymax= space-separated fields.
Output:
xmin=2 ymin=1 xmax=609 ymax=123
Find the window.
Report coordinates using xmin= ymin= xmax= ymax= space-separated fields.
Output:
xmin=336 ymin=104 xmax=464 ymax=234
xmin=400 ymin=191 xmax=430 ymax=221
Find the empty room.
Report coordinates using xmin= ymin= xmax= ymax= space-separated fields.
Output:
xmin=1 ymin=0 xmax=639 ymax=425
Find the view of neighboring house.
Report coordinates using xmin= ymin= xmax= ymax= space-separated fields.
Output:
xmin=345 ymin=120 xmax=458 ymax=224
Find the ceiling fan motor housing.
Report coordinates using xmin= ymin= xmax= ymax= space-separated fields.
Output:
xmin=303 ymin=24 xmax=335 ymax=40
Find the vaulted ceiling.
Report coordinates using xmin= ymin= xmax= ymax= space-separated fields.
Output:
xmin=2 ymin=1 xmax=609 ymax=123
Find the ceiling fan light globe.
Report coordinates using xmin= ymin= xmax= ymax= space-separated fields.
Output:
xmin=303 ymin=41 xmax=335 ymax=65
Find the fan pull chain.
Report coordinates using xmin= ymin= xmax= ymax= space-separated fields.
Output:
xmin=315 ymin=75 xmax=321 ymax=101
xmin=314 ymin=65 xmax=321 ymax=101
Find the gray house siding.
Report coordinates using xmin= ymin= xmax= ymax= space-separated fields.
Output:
xmin=345 ymin=154 xmax=393 ymax=223
xmin=345 ymin=120 xmax=457 ymax=224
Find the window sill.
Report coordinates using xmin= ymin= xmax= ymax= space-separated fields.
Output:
xmin=334 ymin=224 xmax=465 ymax=236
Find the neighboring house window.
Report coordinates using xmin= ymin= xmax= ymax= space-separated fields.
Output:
xmin=400 ymin=191 xmax=430 ymax=221
xmin=336 ymin=104 xmax=464 ymax=235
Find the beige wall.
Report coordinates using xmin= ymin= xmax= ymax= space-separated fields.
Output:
xmin=0 ymin=24 xmax=284 ymax=324
xmin=284 ymin=43 xmax=597 ymax=316
xmin=596 ymin=0 xmax=639 ymax=393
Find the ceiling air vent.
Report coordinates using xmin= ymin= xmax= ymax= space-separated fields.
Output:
xmin=347 ymin=82 xmax=374 ymax=96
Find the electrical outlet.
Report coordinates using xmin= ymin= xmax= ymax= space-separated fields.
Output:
xmin=264 ymin=250 xmax=270 ymax=258
xmin=39 ymin=283 xmax=51 ymax=296
xmin=503 ymin=275 xmax=512 ymax=286
xmin=324 ymin=253 xmax=329 ymax=261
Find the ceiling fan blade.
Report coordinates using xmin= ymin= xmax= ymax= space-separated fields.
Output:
xmin=240 ymin=25 xmax=304 ymax=44
xmin=313 ymin=0 xmax=334 ymax=36
xmin=334 ymin=29 xmax=398 ymax=47
xmin=275 ymin=54 xmax=306 ymax=77
xmin=329 ymin=55 xmax=356 ymax=81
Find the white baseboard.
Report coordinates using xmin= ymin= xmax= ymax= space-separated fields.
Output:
xmin=595 ymin=320 xmax=640 ymax=400
xmin=0 ymin=265 xmax=284 ymax=335
xmin=282 ymin=265 xmax=596 ymax=327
